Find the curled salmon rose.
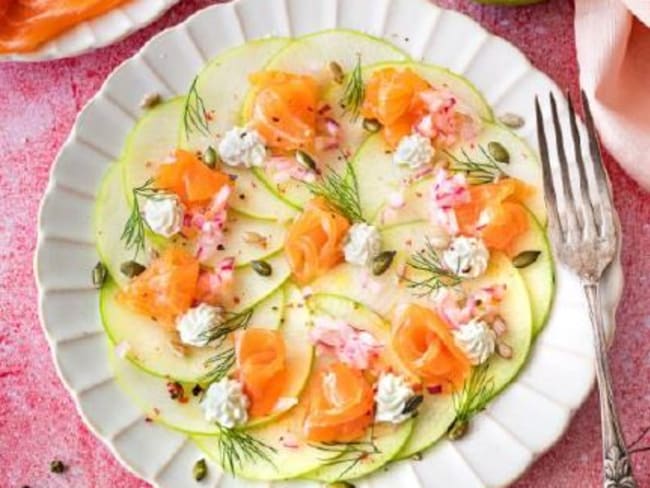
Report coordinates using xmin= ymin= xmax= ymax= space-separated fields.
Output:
xmin=304 ymin=362 xmax=374 ymax=443
xmin=285 ymin=197 xmax=351 ymax=285
xmin=236 ymin=328 xmax=287 ymax=417
xmin=0 ymin=0 xmax=129 ymax=54
xmin=118 ymin=246 xmax=199 ymax=325
xmin=249 ymin=70 xmax=319 ymax=152
xmin=393 ymin=304 xmax=470 ymax=392
xmin=454 ymin=178 xmax=531 ymax=251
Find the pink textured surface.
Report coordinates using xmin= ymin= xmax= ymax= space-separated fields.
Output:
xmin=0 ymin=1 xmax=648 ymax=487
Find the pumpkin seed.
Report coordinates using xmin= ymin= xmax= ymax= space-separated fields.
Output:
xmin=498 ymin=112 xmax=525 ymax=129
xmin=512 ymin=250 xmax=541 ymax=268
xmin=487 ymin=141 xmax=510 ymax=164
xmin=251 ymin=260 xmax=272 ymax=277
xmin=362 ymin=118 xmax=382 ymax=133
xmin=192 ymin=458 xmax=208 ymax=481
xmin=412 ymin=452 xmax=423 ymax=461
xmin=329 ymin=61 xmax=345 ymax=84
xmin=326 ymin=482 xmax=355 ymax=488
xmin=402 ymin=394 xmax=424 ymax=415
xmin=203 ymin=146 xmax=218 ymax=168
xmin=120 ymin=260 xmax=146 ymax=278
xmin=372 ymin=250 xmax=396 ymax=276
xmin=447 ymin=419 xmax=468 ymax=440
xmin=296 ymin=149 xmax=317 ymax=172
xmin=92 ymin=262 xmax=107 ymax=288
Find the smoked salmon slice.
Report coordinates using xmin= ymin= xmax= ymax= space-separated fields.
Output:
xmin=236 ymin=328 xmax=287 ymax=418
xmin=393 ymin=304 xmax=470 ymax=392
xmin=284 ymin=197 xmax=351 ymax=285
xmin=304 ymin=362 xmax=374 ymax=443
xmin=0 ymin=0 xmax=129 ymax=54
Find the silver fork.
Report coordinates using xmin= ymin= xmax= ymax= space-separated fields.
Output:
xmin=535 ymin=92 xmax=637 ymax=488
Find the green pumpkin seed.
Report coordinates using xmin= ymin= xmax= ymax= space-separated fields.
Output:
xmin=487 ymin=141 xmax=510 ymax=164
xmin=412 ymin=452 xmax=423 ymax=461
xmin=362 ymin=118 xmax=382 ymax=133
xmin=92 ymin=262 xmax=107 ymax=288
xmin=203 ymin=146 xmax=218 ymax=169
xmin=372 ymin=250 xmax=396 ymax=276
xmin=120 ymin=260 xmax=146 ymax=278
xmin=402 ymin=394 xmax=424 ymax=415
xmin=251 ymin=260 xmax=272 ymax=277
xmin=447 ymin=419 xmax=469 ymax=440
xmin=50 ymin=460 xmax=66 ymax=474
xmin=296 ymin=150 xmax=317 ymax=172
xmin=192 ymin=458 xmax=207 ymax=481
xmin=498 ymin=112 xmax=525 ymax=129
xmin=329 ymin=61 xmax=345 ymax=84
xmin=512 ymin=250 xmax=541 ymax=268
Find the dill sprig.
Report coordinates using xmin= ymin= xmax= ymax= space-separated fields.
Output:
xmin=215 ymin=424 xmax=277 ymax=474
xmin=305 ymin=160 xmax=364 ymax=223
xmin=202 ymin=347 xmax=236 ymax=383
xmin=340 ymin=54 xmax=365 ymax=120
xmin=311 ymin=438 xmax=380 ymax=480
xmin=183 ymin=76 xmax=210 ymax=139
xmin=406 ymin=238 xmax=463 ymax=297
xmin=448 ymin=364 xmax=495 ymax=440
xmin=201 ymin=308 xmax=254 ymax=383
xmin=445 ymin=146 xmax=507 ymax=185
xmin=200 ymin=308 xmax=254 ymax=345
xmin=120 ymin=178 xmax=169 ymax=257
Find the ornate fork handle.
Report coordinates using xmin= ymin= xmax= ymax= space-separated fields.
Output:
xmin=584 ymin=283 xmax=637 ymax=488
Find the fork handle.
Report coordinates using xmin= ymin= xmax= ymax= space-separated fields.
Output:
xmin=584 ymin=283 xmax=637 ymax=488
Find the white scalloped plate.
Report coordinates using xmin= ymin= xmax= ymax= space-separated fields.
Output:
xmin=0 ymin=0 xmax=180 ymax=62
xmin=35 ymin=0 xmax=624 ymax=486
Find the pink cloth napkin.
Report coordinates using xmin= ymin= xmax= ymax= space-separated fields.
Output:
xmin=574 ymin=0 xmax=650 ymax=191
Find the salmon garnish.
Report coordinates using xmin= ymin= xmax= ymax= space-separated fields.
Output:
xmin=0 ymin=0 xmax=129 ymax=54
xmin=284 ymin=197 xmax=351 ymax=285
xmin=236 ymin=328 xmax=287 ymax=417
xmin=393 ymin=304 xmax=470 ymax=392
xmin=304 ymin=362 xmax=374 ymax=443
xmin=249 ymin=71 xmax=319 ymax=152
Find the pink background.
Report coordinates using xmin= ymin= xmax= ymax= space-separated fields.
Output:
xmin=0 ymin=1 xmax=648 ymax=487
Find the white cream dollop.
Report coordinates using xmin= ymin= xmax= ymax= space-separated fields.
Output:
xmin=343 ymin=223 xmax=382 ymax=267
xmin=143 ymin=195 xmax=184 ymax=238
xmin=176 ymin=303 xmax=223 ymax=347
xmin=442 ymin=236 xmax=489 ymax=278
xmin=375 ymin=373 xmax=416 ymax=424
xmin=218 ymin=126 xmax=267 ymax=168
xmin=393 ymin=133 xmax=435 ymax=170
xmin=453 ymin=319 xmax=496 ymax=365
xmin=201 ymin=378 xmax=249 ymax=428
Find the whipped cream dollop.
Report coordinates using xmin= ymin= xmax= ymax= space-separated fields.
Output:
xmin=442 ymin=236 xmax=489 ymax=278
xmin=218 ymin=126 xmax=267 ymax=168
xmin=393 ymin=133 xmax=434 ymax=170
xmin=176 ymin=303 xmax=223 ymax=347
xmin=453 ymin=319 xmax=496 ymax=365
xmin=143 ymin=195 xmax=184 ymax=238
xmin=375 ymin=373 xmax=416 ymax=424
xmin=344 ymin=223 xmax=382 ymax=267
xmin=201 ymin=378 xmax=249 ymax=428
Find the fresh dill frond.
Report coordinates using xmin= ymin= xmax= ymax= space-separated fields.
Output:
xmin=448 ymin=364 xmax=495 ymax=440
xmin=200 ymin=308 xmax=254 ymax=346
xmin=311 ymin=438 xmax=380 ymax=480
xmin=215 ymin=424 xmax=277 ymax=474
xmin=305 ymin=160 xmax=364 ymax=223
xmin=183 ymin=76 xmax=211 ymax=139
xmin=406 ymin=238 xmax=463 ymax=297
xmin=340 ymin=53 xmax=365 ymax=120
xmin=445 ymin=146 xmax=508 ymax=185
xmin=202 ymin=348 xmax=236 ymax=383
xmin=120 ymin=178 xmax=168 ymax=258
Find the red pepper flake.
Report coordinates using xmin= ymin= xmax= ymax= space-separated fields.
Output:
xmin=426 ymin=384 xmax=442 ymax=395
xmin=166 ymin=381 xmax=185 ymax=401
xmin=234 ymin=296 xmax=241 ymax=305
